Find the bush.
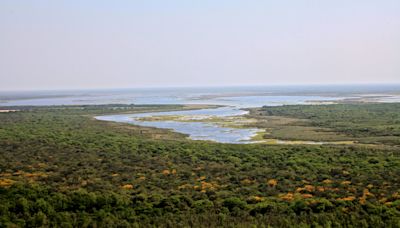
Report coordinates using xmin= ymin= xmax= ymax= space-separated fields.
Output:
xmin=223 ymin=197 xmax=247 ymax=211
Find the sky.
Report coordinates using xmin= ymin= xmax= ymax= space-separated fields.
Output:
xmin=1 ymin=1 xmax=400 ymax=91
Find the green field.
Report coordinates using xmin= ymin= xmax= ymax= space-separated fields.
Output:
xmin=0 ymin=104 xmax=400 ymax=227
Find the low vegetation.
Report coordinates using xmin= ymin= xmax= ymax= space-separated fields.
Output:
xmin=250 ymin=103 xmax=400 ymax=145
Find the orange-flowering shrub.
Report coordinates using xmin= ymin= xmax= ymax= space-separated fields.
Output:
xmin=0 ymin=178 xmax=15 ymax=188
xmin=302 ymin=194 xmax=313 ymax=199
xmin=279 ymin=192 xmax=294 ymax=201
xmin=249 ymin=196 xmax=264 ymax=202
xmin=337 ymin=196 xmax=356 ymax=201
xmin=322 ymin=179 xmax=333 ymax=184
xmin=121 ymin=184 xmax=133 ymax=189
xmin=297 ymin=185 xmax=315 ymax=192
xmin=241 ymin=178 xmax=253 ymax=185
xmin=267 ymin=179 xmax=278 ymax=187
xmin=24 ymin=172 xmax=48 ymax=179
xmin=341 ymin=181 xmax=351 ymax=185
xmin=196 ymin=176 xmax=206 ymax=181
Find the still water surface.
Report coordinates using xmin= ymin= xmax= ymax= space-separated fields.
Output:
xmin=5 ymin=87 xmax=396 ymax=143
xmin=95 ymin=95 xmax=342 ymax=143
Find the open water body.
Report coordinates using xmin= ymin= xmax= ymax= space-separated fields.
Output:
xmin=2 ymin=86 xmax=398 ymax=143
xmin=94 ymin=95 xmax=343 ymax=143
xmin=95 ymin=107 xmax=257 ymax=143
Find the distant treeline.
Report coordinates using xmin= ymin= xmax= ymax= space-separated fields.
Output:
xmin=256 ymin=103 xmax=400 ymax=145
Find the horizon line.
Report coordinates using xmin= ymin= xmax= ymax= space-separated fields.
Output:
xmin=1 ymin=82 xmax=400 ymax=93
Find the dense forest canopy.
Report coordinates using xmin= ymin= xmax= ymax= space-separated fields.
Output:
xmin=0 ymin=104 xmax=400 ymax=227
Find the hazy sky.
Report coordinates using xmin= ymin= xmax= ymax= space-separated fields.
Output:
xmin=1 ymin=1 xmax=400 ymax=90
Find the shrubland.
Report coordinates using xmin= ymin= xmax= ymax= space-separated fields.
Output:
xmin=0 ymin=104 xmax=400 ymax=227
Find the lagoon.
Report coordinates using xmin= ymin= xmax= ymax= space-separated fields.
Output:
xmin=2 ymin=86 xmax=400 ymax=144
xmin=95 ymin=95 xmax=344 ymax=143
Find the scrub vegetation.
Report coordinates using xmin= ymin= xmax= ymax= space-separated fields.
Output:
xmin=249 ymin=103 xmax=400 ymax=145
xmin=0 ymin=104 xmax=400 ymax=227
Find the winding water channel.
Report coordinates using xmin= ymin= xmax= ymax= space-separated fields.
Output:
xmin=95 ymin=95 xmax=343 ymax=143
xmin=3 ymin=87 xmax=398 ymax=143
